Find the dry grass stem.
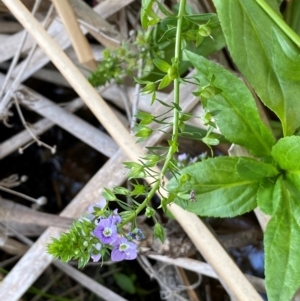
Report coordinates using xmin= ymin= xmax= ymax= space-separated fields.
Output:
xmin=52 ymin=0 xmax=97 ymax=70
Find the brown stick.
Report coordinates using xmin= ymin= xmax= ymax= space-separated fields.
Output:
xmin=0 ymin=198 xmax=73 ymax=229
xmin=51 ymin=0 xmax=97 ymax=70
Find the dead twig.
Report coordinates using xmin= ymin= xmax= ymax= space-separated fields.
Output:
xmin=0 ymin=198 xmax=73 ymax=229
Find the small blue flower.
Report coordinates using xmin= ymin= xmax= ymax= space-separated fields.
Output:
xmin=93 ymin=218 xmax=117 ymax=244
xmin=111 ymin=237 xmax=138 ymax=262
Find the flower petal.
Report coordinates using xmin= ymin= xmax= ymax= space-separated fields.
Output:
xmin=91 ymin=253 xmax=101 ymax=262
xmin=125 ymin=249 xmax=137 ymax=260
xmin=111 ymin=249 xmax=126 ymax=262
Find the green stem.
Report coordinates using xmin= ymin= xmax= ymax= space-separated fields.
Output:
xmin=120 ymin=0 xmax=186 ymax=227
xmin=255 ymin=0 xmax=300 ymax=47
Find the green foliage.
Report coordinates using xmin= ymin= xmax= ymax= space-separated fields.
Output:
xmin=167 ymin=11 xmax=300 ymax=287
xmin=168 ymin=157 xmax=266 ymax=217
xmin=264 ymin=178 xmax=300 ymax=301
xmin=272 ymin=29 xmax=300 ymax=82
xmin=183 ymin=50 xmax=276 ymax=157
xmin=236 ymin=157 xmax=279 ymax=180
xmin=271 ymin=136 xmax=300 ymax=171
xmin=153 ymin=222 xmax=166 ymax=242
xmin=88 ymin=47 xmax=137 ymax=87
xmin=141 ymin=0 xmax=160 ymax=29
xmin=257 ymin=177 xmax=282 ymax=215
xmin=141 ymin=8 xmax=225 ymax=83
xmin=168 ymin=136 xmax=300 ymax=301
xmin=102 ymin=188 xmax=117 ymax=201
xmin=212 ymin=0 xmax=300 ymax=136
xmin=123 ymin=162 xmax=146 ymax=179
xmin=47 ymin=218 xmax=98 ymax=268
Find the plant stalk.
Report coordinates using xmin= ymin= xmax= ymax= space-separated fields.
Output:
xmin=120 ymin=0 xmax=186 ymax=226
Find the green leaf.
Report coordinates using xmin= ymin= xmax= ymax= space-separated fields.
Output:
xmin=212 ymin=0 xmax=300 ymax=136
xmin=113 ymin=186 xmax=130 ymax=195
xmin=183 ymin=13 xmax=218 ymax=24
xmin=140 ymin=82 xmax=156 ymax=95
xmin=102 ymin=188 xmax=116 ymax=201
xmin=196 ymin=33 xmax=204 ymax=47
xmin=264 ymin=179 xmax=300 ymax=301
xmin=184 ymin=50 xmax=276 ymax=157
xmin=144 ymin=153 xmax=161 ymax=166
xmin=123 ymin=161 xmax=144 ymax=168
xmin=285 ymin=173 xmax=300 ymax=201
xmin=168 ymin=157 xmax=258 ymax=217
xmin=131 ymin=184 xmax=146 ymax=196
xmin=272 ymin=29 xmax=300 ymax=81
xmin=158 ymin=27 xmax=177 ymax=42
xmin=134 ymin=78 xmax=150 ymax=85
xmin=158 ymin=74 xmax=172 ymax=89
xmin=154 ymin=223 xmax=166 ymax=242
xmin=136 ymin=111 xmax=154 ymax=125
xmin=183 ymin=29 xmax=197 ymax=41
xmin=141 ymin=0 xmax=160 ymax=29
xmin=151 ymin=91 xmax=156 ymax=105
xmin=141 ymin=0 xmax=154 ymax=29
xmin=172 ymin=102 xmax=182 ymax=112
xmin=236 ymin=157 xmax=279 ymax=181
xmin=123 ymin=162 xmax=146 ymax=179
xmin=202 ymin=136 xmax=219 ymax=146
xmin=113 ymin=273 xmax=136 ymax=294
xmin=78 ymin=254 xmax=90 ymax=269
xmin=153 ymin=58 xmax=171 ymax=73
xmin=179 ymin=112 xmax=192 ymax=122
xmin=271 ymin=136 xmax=300 ymax=171
xmin=257 ymin=176 xmax=281 ymax=215
xmin=143 ymin=12 xmax=225 ymax=84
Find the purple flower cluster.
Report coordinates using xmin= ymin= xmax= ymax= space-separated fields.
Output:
xmin=91 ymin=207 xmax=138 ymax=262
